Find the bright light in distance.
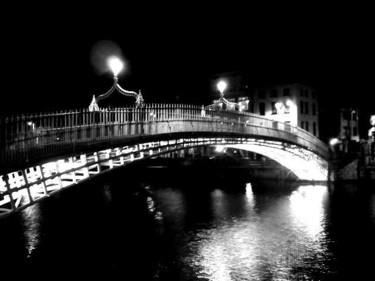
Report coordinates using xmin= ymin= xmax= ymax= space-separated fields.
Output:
xmin=286 ymin=100 xmax=293 ymax=107
xmin=329 ymin=138 xmax=339 ymax=146
xmin=370 ymin=115 xmax=375 ymax=126
xmin=289 ymin=185 xmax=327 ymax=237
xmin=275 ymin=102 xmax=283 ymax=110
xmin=217 ymin=81 xmax=227 ymax=93
xmin=107 ymin=56 xmax=123 ymax=76
xmin=215 ymin=145 xmax=226 ymax=153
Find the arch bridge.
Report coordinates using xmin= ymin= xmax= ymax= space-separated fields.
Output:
xmin=0 ymin=104 xmax=329 ymax=218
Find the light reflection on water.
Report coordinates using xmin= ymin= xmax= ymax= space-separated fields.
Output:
xmin=154 ymin=183 xmax=334 ymax=280
xmin=20 ymin=204 xmax=41 ymax=258
xmin=289 ymin=185 xmax=328 ymax=242
xmin=2 ymin=172 xmax=374 ymax=280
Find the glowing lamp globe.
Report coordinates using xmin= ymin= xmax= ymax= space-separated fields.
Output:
xmin=329 ymin=138 xmax=339 ymax=146
xmin=370 ymin=115 xmax=375 ymax=126
xmin=217 ymin=81 xmax=227 ymax=94
xmin=286 ymin=100 xmax=293 ymax=107
xmin=108 ymin=56 xmax=124 ymax=77
xmin=275 ymin=102 xmax=283 ymax=110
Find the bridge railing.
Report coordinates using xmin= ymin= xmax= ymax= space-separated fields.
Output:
xmin=0 ymin=104 xmax=328 ymax=171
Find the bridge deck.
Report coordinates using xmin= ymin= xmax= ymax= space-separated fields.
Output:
xmin=0 ymin=105 xmax=329 ymax=218
xmin=0 ymin=104 xmax=328 ymax=174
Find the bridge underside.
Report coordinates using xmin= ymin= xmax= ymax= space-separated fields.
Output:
xmin=0 ymin=136 xmax=327 ymax=219
xmin=225 ymin=143 xmax=327 ymax=181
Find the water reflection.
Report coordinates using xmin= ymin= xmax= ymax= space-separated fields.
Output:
xmin=154 ymin=182 xmax=334 ymax=280
xmin=154 ymin=187 xmax=186 ymax=231
xmin=103 ymin=184 xmax=113 ymax=204
xmin=289 ymin=185 xmax=328 ymax=238
xmin=245 ymin=182 xmax=255 ymax=209
xmin=20 ymin=204 xmax=41 ymax=258
xmin=3 ymin=170 xmax=374 ymax=280
xmin=211 ymin=189 xmax=228 ymax=222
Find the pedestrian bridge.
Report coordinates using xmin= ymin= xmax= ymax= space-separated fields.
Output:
xmin=0 ymin=104 xmax=329 ymax=218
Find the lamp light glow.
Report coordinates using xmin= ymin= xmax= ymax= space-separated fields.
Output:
xmin=275 ymin=102 xmax=283 ymax=110
xmin=217 ymin=81 xmax=227 ymax=94
xmin=215 ymin=145 xmax=226 ymax=153
xmin=329 ymin=138 xmax=339 ymax=146
xmin=286 ymin=100 xmax=293 ymax=107
xmin=370 ymin=115 xmax=375 ymax=126
xmin=108 ymin=56 xmax=124 ymax=77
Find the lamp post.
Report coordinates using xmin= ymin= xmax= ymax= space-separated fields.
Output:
xmin=217 ymin=81 xmax=227 ymax=109
xmin=205 ymin=80 xmax=239 ymax=111
xmin=89 ymin=56 xmax=144 ymax=111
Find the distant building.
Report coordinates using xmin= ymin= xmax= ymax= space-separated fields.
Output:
xmin=251 ymin=83 xmax=320 ymax=137
xmin=209 ymin=73 xmax=320 ymax=137
xmin=339 ymin=108 xmax=360 ymax=142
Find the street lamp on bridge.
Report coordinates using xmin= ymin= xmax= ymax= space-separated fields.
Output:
xmin=89 ymin=56 xmax=144 ymax=111
xmin=205 ymin=80 xmax=240 ymax=111
xmin=217 ymin=81 xmax=227 ymax=98
xmin=108 ymin=56 xmax=124 ymax=78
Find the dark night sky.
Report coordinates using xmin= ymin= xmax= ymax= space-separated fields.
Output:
xmin=2 ymin=5 xmax=374 ymax=124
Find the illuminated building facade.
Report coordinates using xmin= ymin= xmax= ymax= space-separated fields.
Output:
xmin=209 ymin=73 xmax=320 ymax=138
xmin=339 ymin=108 xmax=359 ymax=142
xmin=252 ymin=83 xmax=320 ymax=137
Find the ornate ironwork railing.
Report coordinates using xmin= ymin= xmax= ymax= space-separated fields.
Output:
xmin=0 ymin=104 xmax=329 ymax=172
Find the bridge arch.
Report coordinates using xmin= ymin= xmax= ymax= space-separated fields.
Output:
xmin=0 ymin=104 xmax=329 ymax=218
xmin=224 ymin=143 xmax=327 ymax=181
xmin=0 ymin=135 xmax=328 ymax=219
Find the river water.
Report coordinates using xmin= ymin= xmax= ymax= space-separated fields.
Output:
xmin=0 ymin=166 xmax=374 ymax=280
